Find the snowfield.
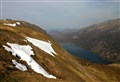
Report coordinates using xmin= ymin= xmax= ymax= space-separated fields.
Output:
xmin=26 ymin=37 xmax=57 ymax=57
xmin=3 ymin=42 xmax=56 ymax=79
xmin=3 ymin=22 xmax=21 ymax=27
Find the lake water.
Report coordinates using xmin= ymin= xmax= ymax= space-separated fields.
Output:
xmin=61 ymin=43 xmax=113 ymax=64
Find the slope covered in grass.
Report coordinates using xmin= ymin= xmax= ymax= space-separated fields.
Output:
xmin=0 ymin=19 xmax=120 ymax=82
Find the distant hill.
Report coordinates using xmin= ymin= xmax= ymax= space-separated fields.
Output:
xmin=49 ymin=18 xmax=120 ymax=63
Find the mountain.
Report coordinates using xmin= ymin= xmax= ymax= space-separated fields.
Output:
xmin=0 ymin=19 xmax=120 ymax=82
xmin=49 ymin=18 xmax=120 ymax=63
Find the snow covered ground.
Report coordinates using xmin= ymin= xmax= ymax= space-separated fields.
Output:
xmin=16 ymin=22 xmax=21 ymax=25
xmin=3 ymin=22 xmax=21 ymax=27
xmin=12 ymin=60 xmax=27 ymax=71
xmin=26 ymin=37 xmax=57 ymax=57
xmin=3 ymin=42 xmax=56 ymax=79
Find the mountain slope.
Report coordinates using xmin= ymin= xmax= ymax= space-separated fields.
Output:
xmin=50 ymin=18 xmax=120 ymax=63
xmin=0 ymin=19 xmax=120 ymax=82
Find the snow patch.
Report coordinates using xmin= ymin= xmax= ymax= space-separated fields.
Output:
xmin=12 ymin=60 xmax=27 ymax=71
xmin=3 ymin=23 xmax=16 ymax=27
xmin=3 ymin=22 xmax=21 ymax=27
xmin=16 ymin=22 xmax=20 ymax=25
xmin=3 ymin=42 xmax=56 ymax=79
xmin=26 ymin=37 xmax=57 ymax=57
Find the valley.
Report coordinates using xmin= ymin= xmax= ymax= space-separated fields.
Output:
xmin=49 ymin=18 xmax=120 ymax=63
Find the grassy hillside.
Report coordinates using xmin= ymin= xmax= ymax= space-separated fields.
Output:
xmin=0 ymin=19 xmax=120 ymax=82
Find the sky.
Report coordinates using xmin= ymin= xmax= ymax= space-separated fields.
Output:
xmin=0 ymin=0 xmax=120 ymax=31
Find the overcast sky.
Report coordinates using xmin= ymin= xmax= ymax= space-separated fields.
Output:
xmin=1 ymin=0 xmax=120 ymax=31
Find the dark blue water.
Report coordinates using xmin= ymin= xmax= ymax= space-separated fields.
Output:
xmin=61 ymin=43 xmax=113 ymax=64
